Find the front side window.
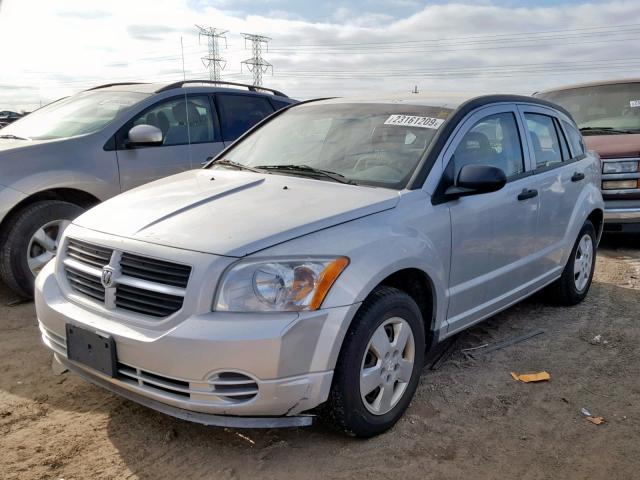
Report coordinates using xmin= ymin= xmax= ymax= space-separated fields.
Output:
xmin=0 ymin=90 xmax=148 ymax=140
xmin=562 ymin=120 xmax=586 ymax=157
xmin=524 ymin=113 xmax=563 ymax=168
xmin=211 ymin=103 xmax=452 ymax=189
xmin=129 ymin=96 xmax=216 ymax=146
xmin=217 ymin=94 xmax=274 ymax=142
xmin=452 ymin=112 xmax=524 ymax=179
xmin=538 ymin=83 xmax=640 ymax=134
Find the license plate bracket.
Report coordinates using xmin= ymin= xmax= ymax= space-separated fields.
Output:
xmin=66 ymin=324 xmax=117 ymax=377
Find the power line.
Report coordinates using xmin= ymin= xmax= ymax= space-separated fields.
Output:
xmin=240 ymin=33 xmax=273 ymax=86
xmin=269 ymin=34 xmax=640 ymax=55
xmin=271 ymin=22 xmax=640 ymax=49
xmin=195 ymin=25 xmax=228 ymax=81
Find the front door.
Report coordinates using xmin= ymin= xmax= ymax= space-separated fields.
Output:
xmin=444 ymin=106 xmax=540 ymax=334
xmin=116 ymin=95 xmax=225 ymax=191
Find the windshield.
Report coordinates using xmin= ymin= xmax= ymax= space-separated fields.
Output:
xmin=538 ymin=83 xmax=640 ymax=134
xmin=211 ymin=103 xmax=451 ymax=189
xmin=1 ymin=90 xmax=149 ymax=140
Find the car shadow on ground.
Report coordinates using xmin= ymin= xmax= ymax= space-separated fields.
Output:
xmin=599 ymin=232 xmax=640 ymax=250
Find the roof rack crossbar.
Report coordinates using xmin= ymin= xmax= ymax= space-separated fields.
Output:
xmin=84 ymin=82 xmax=148 ymax=91
xmin=156 ymin=80 xmax=288 ymax=98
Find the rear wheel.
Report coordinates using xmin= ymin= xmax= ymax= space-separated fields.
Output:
xmin=547 ymin=220 xmax=597 ymax=306
xmin=0 ymin=200 xmax=84 ymax=298
xmin=325 ymin=287 xmax=425 ymax=437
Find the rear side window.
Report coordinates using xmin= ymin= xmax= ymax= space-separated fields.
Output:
xmin=554 ymin=118 xmax=571 ymax=161
xmin=524 ymin=113 xmax=563 ymax=168
xmin=270 ymin=98 xmax=291 ymax=111
xmin=452 ymin=112 xmax=524 ymax=179
xmin=217 ymin=94 xmax=274 ymax=141
xmin=562 ymin=120 xmax=586 ymax=157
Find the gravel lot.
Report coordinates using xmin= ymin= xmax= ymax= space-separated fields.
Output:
xmin=1 ymin=235 xmax=639 ymax=480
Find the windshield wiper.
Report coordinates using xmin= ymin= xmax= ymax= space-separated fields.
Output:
xmin=0 ymin=134 xmax=29 ymax=140
xmin=579 ymin=127 xmax=636 ymax=135
xmin=211 ymin=159 xmax=264 ymax=173
xmin=255 ymin=164 xmax=356 ymax=185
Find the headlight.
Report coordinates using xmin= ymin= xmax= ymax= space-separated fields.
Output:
xmin=602 ymin=161 xmax=639 ymax=174
xmin=215 ymin=257 xmax=349 ymax=312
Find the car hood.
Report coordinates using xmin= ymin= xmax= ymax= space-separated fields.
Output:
xmin=584 ymin=134 xmax=640 ymax=158
xmin=75 ymin=169 xmax=400 ymax=256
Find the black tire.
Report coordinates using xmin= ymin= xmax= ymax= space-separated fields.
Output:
xmin=547 ymin=220 xmax=597 ymax=306
xmin=0 ymin=200 xmax=84 ymax=298
xmin=325 ymin=286 xmax=426 ymax=438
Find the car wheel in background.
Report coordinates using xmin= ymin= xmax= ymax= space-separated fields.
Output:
xmin=325 ymin=286 xmax=425 ymax=437
xmin=0 ymin=200 xmax=84 ymax=298
xmin=547 ymin=220 xmax=597 ymax=306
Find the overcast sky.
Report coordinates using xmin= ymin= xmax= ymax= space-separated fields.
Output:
xmin=1 ymin=0 xmax=639 ymax=110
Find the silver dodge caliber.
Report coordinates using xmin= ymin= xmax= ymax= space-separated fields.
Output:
xmin=36 ymin=94 xmax=604 ymax=437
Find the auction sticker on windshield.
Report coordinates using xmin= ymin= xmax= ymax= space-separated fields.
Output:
xmin=384 ymin=114 xmax=445 ymax=129
xmin=630 ymin=100 xmax=640 ymax=108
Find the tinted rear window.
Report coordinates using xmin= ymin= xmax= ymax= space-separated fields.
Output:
xmin=270 ymin=98 xmax=291 ymax=110
xmin=217 ymin=94 xmax=274 ymax=142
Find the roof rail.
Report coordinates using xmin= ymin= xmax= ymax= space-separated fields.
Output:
xmin=156 ymin=80 xmax=288 ymax=98
xmin=84 ymin=82 xmax=148 ymax=91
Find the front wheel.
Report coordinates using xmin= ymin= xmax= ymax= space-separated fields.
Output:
xmin=0 ymin=200 xmax=84 ymax=298
xmin=325 ymin=287 xmax=425 ymax=437
xmin=547 ymin=220 xmax=597 ymax=306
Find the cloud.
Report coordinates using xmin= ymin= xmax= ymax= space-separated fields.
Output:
xmin=126 ymin=24 xmax=187 ymax=41
xmin=56 ymin=10 xmax=112 ymax=19
xmin=1 ymin=0 xmax=640 ymax=110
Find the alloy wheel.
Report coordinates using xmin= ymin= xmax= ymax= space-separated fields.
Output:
xmin=27 ymin=219 xmax=70 ymax=277
xmin=573 ymin=233 xmax=593 ymax=292
xmin=359 ymin=317 xmax=415 ymax=416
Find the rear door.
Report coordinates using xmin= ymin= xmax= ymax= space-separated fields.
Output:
xmin=517 ymin=105 xmax=586 ymax=276
xmin=115 ymin=94 xmax=224 ymax=191
xmin=215 ymin=93 xmax=275 ymax=146
xmin=444 ymin=105 xmax=541 ymax=333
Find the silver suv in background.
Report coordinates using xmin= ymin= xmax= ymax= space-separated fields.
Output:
xmin=36 ymin=94 xmax=603 ymax=437
xmin=0 ymin=80 xmax=295 ymax=297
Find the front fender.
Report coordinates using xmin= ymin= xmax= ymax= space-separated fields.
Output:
xmin=257 ymin=191 xmax=451 ymax=368
xmin=9 ymin=169 xmax=117 ymax=202
xmin=0 ymin=184 xmax=27 ymax=225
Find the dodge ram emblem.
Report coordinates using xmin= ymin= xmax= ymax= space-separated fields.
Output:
xmin=101 ymin=266 xmax=115 ymax=288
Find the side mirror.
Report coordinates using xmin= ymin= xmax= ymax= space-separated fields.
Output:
xmin=445 ymin=164 xmax=507 ymax=198
xmin=127 ymin=124 xmax=163 ymax=147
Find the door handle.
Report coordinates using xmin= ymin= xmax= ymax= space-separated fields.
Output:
xmin=571 ymin=172 xmax=585 ymax=182
xmin=517 ymin=188 xmax=538 ymax=201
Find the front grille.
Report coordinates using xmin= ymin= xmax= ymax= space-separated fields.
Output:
xmin=118 ymin=363 xmax=191 ymax=398
xmin=63 ymin=238 xmax=189 ymax=319
xmin=120 ymin=252 xmax=191 ymax=288
xmin=117 ymin=364 xmax=259 ymax=403
xmin=67 ymin=238 xmax=113 ymax=268
xmin=115 ymin=284 xmax=184 ymax=318
xmin=65 ymin=265 xmax=105 ymax=301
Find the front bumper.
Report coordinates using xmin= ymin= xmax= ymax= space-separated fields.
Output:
xmin=36 ymin=260 xmax=360 ymax=423
xmin=54 ymin=354 xmax=313 ymax=428
xmin=604 ymin=202 xmax=640 ymax=232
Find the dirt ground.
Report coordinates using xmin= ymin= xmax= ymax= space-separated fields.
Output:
xmin=1 ymin=235 xmax=639 ymax=480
